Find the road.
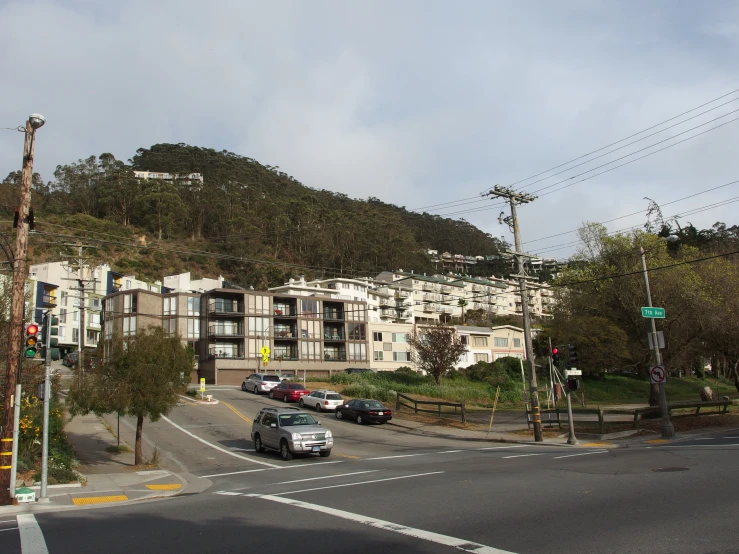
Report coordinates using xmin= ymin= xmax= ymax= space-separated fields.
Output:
xmin=7 ymin=387 xmax=739 ymax=553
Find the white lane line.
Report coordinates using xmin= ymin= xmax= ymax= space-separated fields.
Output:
xmin=0 ymin=519 xmax=17 ymax=523
xmin=215 ymin=491 xmax=243 ymax=496
xmin=553 ymin=450 xmax=609 ymax=459
xmin=439 ymin=450 xmax=462 ymax=453
xmin=0 ymin=527 xmax=19 ymax=532
xmin=202 ymin=460 xmax=344 ymax=478
xmin=661 ymin=443 xmax=739 ymax=448
xmin=248 ymin=494 xmax=515 ymax=553
xmin=272 ymin=470 xmax=378 ymax=486
xmin=271 ymin=471 xmax=444 ymax=496
xmin=366 ymin=453 xmax=433 ymax=460
xmin=502 ymin=453 xmax=543 ymax=459
xmin=161 ymin=415 xmax=280 ymax=468
xmin=17 ymin=514 xmax=49 ymax=554
xmin=723 ymin=436 xmax=739 ymax=439
xmin=476 ymin=445 xmax=526 ymax=451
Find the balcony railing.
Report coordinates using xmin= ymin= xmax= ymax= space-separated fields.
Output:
xmin=208 ymin=327 xmax=244 ymax=337
xmin=273 ymin=307 xmax=297 ymax=317
xmin=324 ymin=353 xmax=347 ymax=361
xmin=208 ymin=301 xmax=244 ymax=315
xmin=208 ymin=352 xmax=245 ymax=360
xmin=395 ymin=291 xmax=409 ymax=298
xmin=42 ymin=294 xmax=57 ymax=307
xmin=324 ymin=332 xmax=346 ymax=341
xmin=274 ymin=329 xmax=297 ymax=339
xmin=324 ymin=311 xmax=345 ymax=321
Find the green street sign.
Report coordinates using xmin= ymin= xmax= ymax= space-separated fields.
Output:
xmin=641 ymin=307 xmax=665 ymax=318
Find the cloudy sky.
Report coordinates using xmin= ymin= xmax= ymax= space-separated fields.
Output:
xmin=1 ymin=0 xmax=738 ymax=259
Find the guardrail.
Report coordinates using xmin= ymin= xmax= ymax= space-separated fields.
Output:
xmin=395 ymin=393 xmax=466 ymax=423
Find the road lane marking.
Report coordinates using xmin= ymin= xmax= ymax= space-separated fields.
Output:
xmin=161 ymin=415 xmax=280 ymax=468
xmin=248 ymin=494 xmax=515 ymax=553
xmin=145 ymin=484 xmax=182 ymax=490
xmin=221 ymin=401 xmax=253 ymax=425
xmin=0 ymin=527 xmax=19 ymax=532
xmin=0 ymin=519 xmax=16 ymax=523
xmin=271 ymin=470 xmax=378 ymax=486
xmin=476 ymin=445 xmax=526 ymax=451
xmin=658 ymin=443 xmax=739 ymax=448
xmin=502 ymin=453 xmax=543 ymax=459
xmin=270 ymin=471 xmax=444 ymax=495
xmin=202 ymin=460 xmax=345 ymax=478
xmin=71 ymin=495 xmax=129 ymax=505
xmin=17 ymin=514 xmax=49 ymax=554
xmin=553 ymin=450 xmax=609 ymax=459
xmin=215 ymin=491 xmax=243 ymax=496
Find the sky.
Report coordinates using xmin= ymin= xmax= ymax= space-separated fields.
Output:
xmin=1 ymin=0 xmax=738 ymax=261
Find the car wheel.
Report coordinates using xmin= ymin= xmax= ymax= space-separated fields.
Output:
xmin=316 ymin=403 xmax=322 ymax=412
xmin=298 ymin=398 xmax=305 ymax=408
xmin=319 ymin=450 xmax=331 ymax=458
xmin=282 ymin=394 xmax=288 ymax=403
xmin=280 ymin=440 xmax=293 ymax=461
xmin=335 ymin=410 xmax=343 ymax=420
xmin=252 ymin=385 xmax=258 ymax=394
xmin=356 ymin=415 xmax=364 ymax=425
xmin=241 ymin=383 xmax=247 ymax=391
xmin=269 ymin=391 xmax=274 ymax=399
xmin=254 ymin=435 xmax=265 ymax=453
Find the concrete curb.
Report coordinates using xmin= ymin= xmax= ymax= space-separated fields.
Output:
xmin=179 ymin=394 xmax=220 ymax=405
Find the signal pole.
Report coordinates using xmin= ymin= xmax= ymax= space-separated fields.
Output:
xmin=486 ymin=185 xmax=543 ymax=442
xmin=1 ymin=114 xmax=45 ymax=505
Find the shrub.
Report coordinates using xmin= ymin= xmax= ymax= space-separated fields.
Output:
xmin=395 ymin=366 xmax=415 ymax=375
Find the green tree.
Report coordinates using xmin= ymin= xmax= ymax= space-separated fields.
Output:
xmin=67 ymin=327 xmax=192 ymax=465
xmin=407 ymin=323 xmax=467 ymax=385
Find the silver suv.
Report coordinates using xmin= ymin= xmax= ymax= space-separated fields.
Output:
xmin=251 ymin=407 xmax=333 ymax=461
xmin=242 ymin=373 xmax=281 ymax=394
xmin=299 ymin=390 xmax=344 ymax=412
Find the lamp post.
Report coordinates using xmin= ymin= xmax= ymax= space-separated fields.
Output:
xmin=1 ymin=114 xmax=45 ymax=505
xmin=640 ymin=241 xmax=675 ymax=439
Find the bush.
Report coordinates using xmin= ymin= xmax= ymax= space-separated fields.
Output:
xmin=395 ymin=366 xmax=415 ymax=375
xmin=33 ymin=467 xmax=80 ymax=485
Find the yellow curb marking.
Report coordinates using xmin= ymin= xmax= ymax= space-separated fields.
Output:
xmin=72 ymin=495 xmax=128 ymax=505
xmin=145 ymin=484 xmax=182 ymax=490
xmin=222 ymin=402 xmax=252 ymax=425
xmin=644 ymin=439 xmax=669 ymax=444
xmin=582 ymin=442 xmax=613 ymax=447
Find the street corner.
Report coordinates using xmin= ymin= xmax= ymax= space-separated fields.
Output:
xmin=578 ymin=440 xmax=620 ymax=449
xmin=179 ymin=394 xmax=220 ymax=406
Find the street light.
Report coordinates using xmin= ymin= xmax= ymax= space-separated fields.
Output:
xmin=28 ymin=113 xmax=46 ymax=130
xmin=640 ymin=237 xmax=676 ymax=439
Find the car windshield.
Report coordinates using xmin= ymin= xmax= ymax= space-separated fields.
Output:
xmin=279 ymin=413 xmax=318 ymax=426
xmin=362 ymin=401 xmax=385 ymax=409
xmin=289 ymin=384 xmax=306 ymax=390
xmin=326 ymin=394 xmax=342 ymax=400
xmin=263 ymin=375 xmax=280 ymax=382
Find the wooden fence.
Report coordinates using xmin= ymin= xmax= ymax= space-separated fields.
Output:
xmin=395 ymin=393 xmax=466 ymax=423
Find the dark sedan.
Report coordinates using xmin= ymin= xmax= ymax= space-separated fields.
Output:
xmin=335 ymin=399 xmax=392 ymax=424
xmin=269 ymin=382 xmax=310 ymax=403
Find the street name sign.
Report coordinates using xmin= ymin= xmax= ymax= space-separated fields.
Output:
xmin=565 ymin=369 xmax=582 ymax=377
xmin=641 ymin=307 xmax=665 ymax=318
xmin=650 ymin=365 xmax=667 ymax=384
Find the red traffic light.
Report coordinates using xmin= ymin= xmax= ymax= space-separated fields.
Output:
xmin=552 ymin=347 xmax=558 ymax=355
xmin=26 ymin=324 xmax=39 ymax=335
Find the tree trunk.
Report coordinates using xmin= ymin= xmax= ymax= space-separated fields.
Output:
xmin=135 ymin=415 xmax=144 ymax=466
xmin=733 ymin=360 xmax=739 ymax=393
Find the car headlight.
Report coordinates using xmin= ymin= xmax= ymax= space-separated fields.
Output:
xmin=324 ymin=430 xmax=332 ymax=438
xmin=291 ymin=433 xmax=302 ymax=440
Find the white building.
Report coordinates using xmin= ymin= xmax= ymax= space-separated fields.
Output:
xmin=163 ymin=272 xmax=224 ymax=293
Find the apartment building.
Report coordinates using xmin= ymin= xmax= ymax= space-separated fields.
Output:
xmin=133 ymin=170 xmax=204 ymax=185
xmin=102 ymin=286 xmax=371 ymax=385
xmin=367 ymin=322 xmax=413 ymax=371
xmin=455 ymin=325 xmax=526 ymax=368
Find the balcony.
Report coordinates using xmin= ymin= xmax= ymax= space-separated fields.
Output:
xmin=273 ymin=305 xmax=297 ymax=317
xmin=395 ymin=291 xmax=409 ymax=299
xmin=208 ymin=350 xmax=245 ymax=360
xmin=440 ymin=285 xmax=452 ymax=293
xmin=423 ymin=303 xmax=437 ymax=313
xmin=472 ymin=285 xmax=483 ymax=292
xmin=274 ymin=328 xmax=297 ymax=339
xmin=422 ymin=283 xmax=436 ymax=292
xmin=323 ymin=310 xmax=345 ymax=321
xmin=208 ymin=325 xmax=244 ymax=338
xmin=439 ymin=306 xmax=454 ymax=314
xmin=324 ymin=352 xmax=347 ymax=362
xmin=208 ymin=300 xmax=244 ymax=316
xmin=42 ymin=294 xmax=57 ymax=307
xmin=324 ymin=331 xmax=346 ymax=341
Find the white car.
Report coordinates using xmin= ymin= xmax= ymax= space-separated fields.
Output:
xmin=299 ymin=390 xmax=344 ymax=412
xmin=242 ymin=373 xmax=281 ymax=394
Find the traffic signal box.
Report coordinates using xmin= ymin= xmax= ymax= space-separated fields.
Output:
xmin=24 ymin=324 xmax=39 ymax=358
xmin=568 ymin=344 xmax=578 ymax=366
xmin=567 ymin=378 xmax=579 ymax=391
xmin=40 ymin=315 xmax=61 ymax=361
xmin=551 ymin=347 xmax=560 ymax=367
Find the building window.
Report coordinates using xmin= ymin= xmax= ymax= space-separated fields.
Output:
xmin=248 ymin=317 xmax=269 ymax=335
xmin=123 ymin=293 xmax=138 ymax=314
xmin=61 ymin=291 xmax=68 ymax=307
xmin=90 ymin=313 xmax=101 ymax=327
xmin=348 ymin=323 xmax=366 ymax=340
xmin=164 ymin=318 xmax=177 ymax=337
xmin=348 ymin=343 xmax=367 ymax=361
xmin=164 ymin=297 xmax=177 ymax=316
xmin=86 ymin=330 xmax=100 ymax=343
xmin=392 ymin=332 xmax=408 ymax=343
xmin=301 ymin=341 xmax=321 ymax=360
xmin=494 ymin=337 xmax=508 ymax=347
xmin=474 ymin=353 xmax=489 ymax=363
xmin=104 ymin=322 xmax=112 ymax=339
xmin=59 ymin=308 xmax=67 ymax=324
xmin=123 ymin=316 xmax=136 ymax=336
xmin=393 ymin=351 xmax=410 ymax=362
xmin=187 ymin=318 xmax=200 ymax=339
xmin=300 ymin=298 xmax=320 ymax=318
xmin=72 ymin=328 xmax=79 ymax=343
xmin=187 ymin=296 xmax=200 ymax=316
xmin=514 ymin=338 xmax=521 ymax=348
xmin=460 ymin=335 xmax=468 ymax=345
xmin=373 ymin=351 xmax=384 ymax=361
xmin=373 ymin=331 xmax=383 ymax=342
xmin=91 ymin=298 xmax=101 ymax=310
xmin=473 ymin=336 xmax=488 ymax=347
xmin=125 ymin=280 xmax=132 ymax=289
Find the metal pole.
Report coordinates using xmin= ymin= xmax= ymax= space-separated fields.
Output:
xmin=1 ymin=119 xmax=39 ymax=505
xmin=510 ymin=197 xmax=543 ymax=441
xmin=40 ymin=311 xmax=51 ymax=502
xmin=640 ymin=247 xmax=675 ymax=439
xmin=77 ymin=246 xmax=86 ymax=378
xmin=565 ymin=381 xmax=578 ymax=445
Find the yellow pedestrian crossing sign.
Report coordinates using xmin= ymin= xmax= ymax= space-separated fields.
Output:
xmin=260 ymin=346 xmax=270 ymax=357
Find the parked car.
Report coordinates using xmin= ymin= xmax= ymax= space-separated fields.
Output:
xmin=242 ymin=373 xmax=281 ymax=394
xmin=251 ymin=406 xmax=333 ymax=460
xmin=335 ymin=399 xmax=393 ymax=424
xmin=62 ymin=351 xmax=78 ymax=367
xmin=279 ymin=372 xmax=298 ymax=382
xmin=299 ymin=390 xmax=343 ymax=412
xmin=344 ymin=367 xmax=374 ymax=374
xmin=269 ymin=382 xmax=310 ymax=403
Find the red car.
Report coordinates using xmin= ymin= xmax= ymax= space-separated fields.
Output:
xmin=269 ymin=382 xmax=310 ymax=403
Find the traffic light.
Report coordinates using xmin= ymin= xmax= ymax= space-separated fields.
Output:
xmin=567 ymin=378 xmax=579 ymax=391
xmin=568 ymin=344 xmax=578 ymax=366
xmin=24 ymin=324 xmax=39 ymax=358
xmin=551 ymin=347 xmax=560 ymax=367
xmin=40 ymin=315 xmax=61 ymax=361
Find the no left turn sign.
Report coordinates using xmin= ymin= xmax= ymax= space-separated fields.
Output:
xmin=650 ymin=365 xmax=667 ymax=384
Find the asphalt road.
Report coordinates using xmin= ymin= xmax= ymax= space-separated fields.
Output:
xmin=8 ymin=388 xmax=739 ymax=553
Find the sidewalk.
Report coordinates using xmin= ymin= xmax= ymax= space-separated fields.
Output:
xmin=0 ymin=412 xmax=210 ymax=516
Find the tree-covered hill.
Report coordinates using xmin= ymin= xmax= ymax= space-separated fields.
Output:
xmin=1 ymin=143 xmax=505 ymax=288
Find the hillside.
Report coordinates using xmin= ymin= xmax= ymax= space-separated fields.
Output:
xmin=1 ymin=144 xmax=505 ymax=288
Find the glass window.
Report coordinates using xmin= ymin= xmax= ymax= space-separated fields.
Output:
xmin=187 ymin=318 xmax=200 ymax=339
xmin=392 ymin=332 xmax=408 ymax=343
xmin=348 ymin=343 xmax=367 ymax=361
xmin=373 ymin=351 xmax=383 ymax=361
xmin=393 ymin=351 xmax=410 ymax=362
xmin=473 ymin=336 xmax=488 ymax=347
xmin=59 ymin=308 xmax=67 ymax=324
xmin=123 ymin=316 xmax=136 ymax=336
xmin=348 ymin=323 xmax=365 ymax=341
xmin=514 ymin=338 xmax=521 ymax=348
xmin=163 ymin=297 xmax=177 ymax=316
xmin=248 ymin=317 xmax=269 ymax=335
xmin=373 ymin=331 xmax=383 ymax=342
xmin=493 ymin=337 xmax=508 ymax=347
xmin=474 ymin=353 xmax=489 ymax=362
xmin=300 ymin=298 xmax=320 ymax=318
xmin=188 ymin=296 xmax=201 ymax=316
xmin=123 ymin=293 xmax=138 ymax=314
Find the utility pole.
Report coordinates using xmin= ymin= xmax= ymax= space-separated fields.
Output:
xmin=640 ymin=247 xmax=675 ymax=439
xmin=1 ymin=114 xmax=45 ymax=505
xmin=487 ymin=185 xmax=543 ymax=442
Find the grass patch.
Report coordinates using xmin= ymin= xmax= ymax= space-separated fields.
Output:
xmin=579 ymin=374 xmax=737 ymax=404
xmin=105 ymin=444 xmax=132 ymax=454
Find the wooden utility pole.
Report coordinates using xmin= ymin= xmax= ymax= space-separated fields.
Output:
xmin=1 ymin=115 xmax=44 ymax=505
xmin=485 ymin=185 xmax=543 ymax=442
